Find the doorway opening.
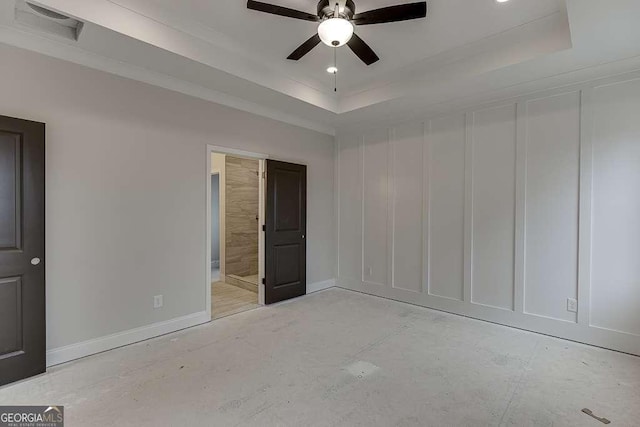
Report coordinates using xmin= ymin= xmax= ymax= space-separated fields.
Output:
xmin=207 ymin=147 xmax=266 ymax=320
xmin=206 ymin=145 xmax=309 ymax=320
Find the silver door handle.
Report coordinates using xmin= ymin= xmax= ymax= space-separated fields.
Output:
xmin=31 ymin=257 xmax=41 ymax=266
xmin=302 ymin=235 xmax=305 ymax=239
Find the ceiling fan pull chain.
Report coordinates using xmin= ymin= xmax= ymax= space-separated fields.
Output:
xmin=334 ymin=47 xmax=338 ymax=92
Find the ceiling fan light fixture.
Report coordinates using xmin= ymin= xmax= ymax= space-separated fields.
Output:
xmin=318 ymin=18 xmax=354 ymax=47
xmin=247 ymin=0 xmax=427 ymax=66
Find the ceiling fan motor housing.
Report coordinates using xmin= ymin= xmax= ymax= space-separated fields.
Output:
xmin=317 ymin=0 xmax=356 ymax=20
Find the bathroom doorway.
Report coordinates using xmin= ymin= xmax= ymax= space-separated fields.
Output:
xmin=207 ymin=147 xmax=266 ymax=319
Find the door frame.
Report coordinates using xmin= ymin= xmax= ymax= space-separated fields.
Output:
xmin=205 ymin=145 xmax=268 ymax=320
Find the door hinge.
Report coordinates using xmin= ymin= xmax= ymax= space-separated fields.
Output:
xmin=262 ymin=224 xmax=266 ymax=232
xmin=262 ymin=171 xmax=267 ymax=179
xmin=262 ymin=278 xmax=266 ymax=285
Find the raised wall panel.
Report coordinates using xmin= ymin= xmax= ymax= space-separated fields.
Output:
xmin=338 ymin=136 xmax=362 ymax=280
xmin=524 ymin=92 xmax=581 ymax=322
xmin=392 ymin=122 xmax=424 ymax=292
xmin=428 ymin=115 xmax=466 ymax=300
xmin=0 ymin=132 xmax=20 ymax=250
xmin=362 ymin=130 xmax=389 ymax=285
xmin=470 ymin=105 xmax=517 ymax=310
xmin=591 ymin=80 xmax=640 ymax=335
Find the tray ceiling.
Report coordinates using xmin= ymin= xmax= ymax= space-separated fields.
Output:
xmin=125 ymin=0 xmax=564 ymax=92
xmin=2 ymin=0 xmax=640 ymax=134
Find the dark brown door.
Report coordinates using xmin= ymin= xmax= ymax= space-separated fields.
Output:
xmin=265 ymin=160 xmax=306 ymax=304
xmin=0 ymin=116 xmax=45 ymax=386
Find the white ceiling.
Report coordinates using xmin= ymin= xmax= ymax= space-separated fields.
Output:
xmin=116 ymin=0 xmax=565 ymax=92
xmin=2 ymin=0 xmax=640 ymax=134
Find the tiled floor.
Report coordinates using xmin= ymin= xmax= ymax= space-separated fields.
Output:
xmin=211 ymin=280 xmax=259 ymax=319
xmin=1 ymin=288 xmax=639 ymax=426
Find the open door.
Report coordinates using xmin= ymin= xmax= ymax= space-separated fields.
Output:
xmin=264 ymin=160 xmax=306 ymax=304
xmin=0 ymin=116 xmax=45 ymax=386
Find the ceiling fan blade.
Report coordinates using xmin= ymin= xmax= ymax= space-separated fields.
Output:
xmin=287 ymin=34 xmax=322 ymax=60
xmin=247 ymin=0 xmax=319 ymax=22
xmin=347 ymin=33 xmax=379 ymax=66
xmin=352 ymin=2 xmax=427 ymax=25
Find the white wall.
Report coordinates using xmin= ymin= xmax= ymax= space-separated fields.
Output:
xmin=336 ymin=72 xmax=640 ymax=356
xmin=0 ymin=43 xmax=334 ymax=361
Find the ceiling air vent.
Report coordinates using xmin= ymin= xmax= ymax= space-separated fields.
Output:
xmin=26 ymin=2 xmax=70 ymax=20
xmin=15 ymin=1 xmax=84 ymax=41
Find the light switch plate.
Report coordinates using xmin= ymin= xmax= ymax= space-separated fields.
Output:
xmin=567 ymin=298 xmax=577 ymax=313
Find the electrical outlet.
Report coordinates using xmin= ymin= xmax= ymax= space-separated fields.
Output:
xmin=567 ymin=298 xmax=577 ymax=313
xmin=153 ymin=295 xmax=163 ymax=309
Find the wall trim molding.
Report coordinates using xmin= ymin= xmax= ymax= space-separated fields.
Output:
xmin=0 ymin=25 xmax=336 ymax=136
xmin=308 ymin=279 xmax=336 ymax=294
xmin=46 ymin=311 xmax=211 ymax=367
xmin=336 ymin=71 xmax=640 ymax=357
xmin=336 ymin=279 xmax=640 ymax=356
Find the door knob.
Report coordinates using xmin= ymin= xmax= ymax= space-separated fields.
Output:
xmin=31 ymin=257 xmax=41 ymax=266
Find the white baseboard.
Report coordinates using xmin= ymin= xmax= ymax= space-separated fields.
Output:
xmin=336 ymin=278 xmax=640 ymax=356
xmin=46 ymin=311 xmax=210 ymax=367
xmin=307 ymin=279 xmax=335 ymax=294
xmin=46 ymin=281 xmax=336 ymax=368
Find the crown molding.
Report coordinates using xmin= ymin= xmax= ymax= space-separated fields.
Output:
xmin=0 ymin=24 xmax=337 ymax=135
xmin=31 ymin=0 xmax=340 ymax=113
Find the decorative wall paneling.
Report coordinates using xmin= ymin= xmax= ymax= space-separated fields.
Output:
xmin=336 ymin=74 xmax=640 ymax=355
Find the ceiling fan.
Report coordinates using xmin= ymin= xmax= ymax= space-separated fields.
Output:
xmin=247 ymin=0 xmax=428 ymax=66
